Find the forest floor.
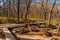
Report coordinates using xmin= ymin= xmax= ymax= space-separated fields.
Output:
xmin=12 ymin=32 xmax=60 ymax=40
xmin=0 ymin=24 xmax=60 ymax=40
xmin=11 ymin=28 xmax=60 ymax=40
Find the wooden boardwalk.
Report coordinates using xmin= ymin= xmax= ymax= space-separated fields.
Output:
xmin=0 ymin=24 xmax=26 ymax=28
xmin=3 ymin=28 xmax=16 ymax=40
xmin=15 ymin=34 xmax=52 ymax=40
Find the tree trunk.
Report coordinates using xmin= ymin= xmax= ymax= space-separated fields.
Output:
xmin=25 ymin=0 xmax=32 ymax=32
xmin=17 ymin=0 xmax=20 ymax=24
xmin=48 ymin=0 xmax=56 ymax=26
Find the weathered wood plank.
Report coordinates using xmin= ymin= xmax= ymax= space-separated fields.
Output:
xmin=3 ymin=28 xmax=16 ymax=40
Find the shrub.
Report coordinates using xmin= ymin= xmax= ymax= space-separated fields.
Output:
xmin=0 ymin=17 xmax=7 ymax=24
xmin=8 ymin=18 xmax=17 ymax=23
xmin=0 ymin=17 xmax=17 ymax=23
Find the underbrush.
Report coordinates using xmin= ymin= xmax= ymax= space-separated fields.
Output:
xmin=0 ymin=17 xmax=17 ymax=23
xmin=0 ymin=16 xmax=59 ymax=25
xmin=46 ymin=24 xmax=57 ymax=29
xmin=0 ymin=17 xmax=7 ymax=24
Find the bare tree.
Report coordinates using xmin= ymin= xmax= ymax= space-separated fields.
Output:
xmin=17 ymin=0 xmax=20 ymax=24
xmin=48 ymin=0 xmax=56 ymax=26
xmin=24 ymin=0 xmax=32 ymax=31
xmin=58 ymin=10 xmax=60 ymax=35
xmin=44 ymin=0 xmax=48 ymax=19
xmin=24 ymin=0 xmax=32 ymax=21
xmin=6 ymin=0 xmax=10 ymax=23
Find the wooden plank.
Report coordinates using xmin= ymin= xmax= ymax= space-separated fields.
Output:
xmin=3 ymin=28 xmax=16 ymax=40
xmin=15 ymin=34 xmax=51 ymax=40
xmin=0 ymin=24 xmax=26 ymax=28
